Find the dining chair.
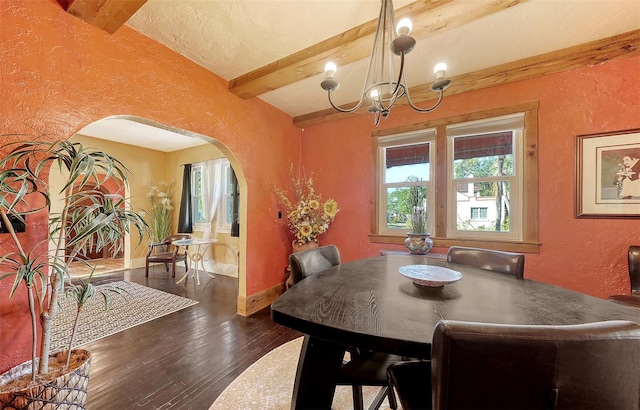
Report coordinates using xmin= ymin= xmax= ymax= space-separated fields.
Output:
xmin=446 ymin=246 xmax=525 ymax=279
xmin=289 ymin=245 xmax=399 ymax=410
xmin=387 ymin=320 xmax=640 ymax=410
xmin=607 ymin=245 xmax=640 ymax=309
xmin=145 ymin=234 xmax=190 ymax=278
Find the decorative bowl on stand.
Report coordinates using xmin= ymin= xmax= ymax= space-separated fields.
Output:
xmin=398 ymin=265 xmax=462 ymax=288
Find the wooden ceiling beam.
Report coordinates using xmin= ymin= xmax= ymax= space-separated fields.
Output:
xmin=66 ymin=0 xmax=148 ymax=34
xmin=228 ymin=0 xmax=526 ymax=99
xmin=293 ymin=29 xmax=640 ymax=128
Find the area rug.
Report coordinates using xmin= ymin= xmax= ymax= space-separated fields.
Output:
xmin=210 ymin=337 xmax=399 ymax=410
xmin=50 ymin=281 xmax=198 ymax=352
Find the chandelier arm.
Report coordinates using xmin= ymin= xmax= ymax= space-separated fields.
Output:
xmin=389 ymin=51 xmax=406 ymax=98
xmin=327 ymin=90 xmax=366 ymax=113
xmin=404 ymin=88 xmax=445 ymax=113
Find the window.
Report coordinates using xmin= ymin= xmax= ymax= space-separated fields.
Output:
xmin=447 ymin=113 xmax=524 ymax=240
xmin=377 ymin=130 xmax=435 ymax=235
xmin=191 ymin=163 xmax=206 ymax=225
xmin=191 ymin=158 xmax=232 ymax=232
xmin=470 ymin=207 xmax=488 ymax=220
xmin=372 ymin=103 xmax=539 ymax=253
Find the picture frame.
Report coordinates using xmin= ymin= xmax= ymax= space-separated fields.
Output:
xmin=575 ymin=128 xmax=640 ymax=218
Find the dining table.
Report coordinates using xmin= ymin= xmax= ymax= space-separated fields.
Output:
xmin=270 ymin=254 xmax=640 ymax=409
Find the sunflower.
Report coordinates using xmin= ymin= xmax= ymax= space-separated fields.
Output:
xmin=299 ymin=223 xmax=313 ymax=237
xmin=323 ymin=199 xmax=339 ymax=218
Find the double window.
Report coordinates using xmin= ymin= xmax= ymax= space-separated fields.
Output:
xmin=373 ymin=103 xmax=539 ymax=252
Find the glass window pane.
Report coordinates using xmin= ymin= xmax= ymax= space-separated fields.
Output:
xmin=385 ymin=186 xmax=428 ymax=230
xmin=456 ymin=180 xmax=511 ymax=232
xmin=453 ymin=132 xmax=513 ymax=179
xmin=385 ymin=143 xmax=430 ymax=183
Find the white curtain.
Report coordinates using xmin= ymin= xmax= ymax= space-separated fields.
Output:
xmin=201 ymin=159 xmax=223 ymax=240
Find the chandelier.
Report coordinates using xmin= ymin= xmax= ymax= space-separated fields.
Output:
xmin=321 ymin=0 xmax=451 ymax=126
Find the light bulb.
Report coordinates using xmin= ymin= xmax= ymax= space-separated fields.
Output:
xmin=369 ymin=88 xmax=379 ymax=99
xmin=396 ymin=18 xmax=412 ymax=36
xmin=433 ymin=62 xmax=448 ymax=79
xmin=324 ymin=62 xmax=337 ymax=79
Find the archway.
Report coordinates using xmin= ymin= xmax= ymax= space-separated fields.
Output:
xmin=51 ymin=116 xmax=247 ymax=309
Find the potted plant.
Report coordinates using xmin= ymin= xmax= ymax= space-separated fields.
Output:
xmin=0 ymin=139 xmax=148 ymax=408
xmin=404 ymin=184 xmax=433 ymax=255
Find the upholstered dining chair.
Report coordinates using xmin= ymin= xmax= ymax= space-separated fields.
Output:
xmin=388 ymin=319 xmax=640 ymax=410
xmin=289 ymin=245 xmax=399 ymax=410
xmin=145 ymin=234 xmax=190 ymax=278
xmin=446 ymin=246 xmax=525 ymax=279
xmin=607 ymin=245 xmax=640 ymax=309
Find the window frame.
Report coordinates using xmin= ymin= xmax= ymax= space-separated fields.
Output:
xmin=190 ymin=158 xmax=232 ymax=233
xmin=377 ymin=130 xmax=436 ymax=236
xmin=446 ymin=113 xmax=524 ymax=241
xmin=370 ymin=102 xmax=539 ymax=253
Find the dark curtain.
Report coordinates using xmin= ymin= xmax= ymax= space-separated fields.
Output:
xmin=230 ymin=167 xmax=240 ymax=237
xmin=177 ymin=164 xmax=193 ymax=233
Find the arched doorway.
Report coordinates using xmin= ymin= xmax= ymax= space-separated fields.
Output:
xmin=54 ymin=116 xmax=247 ymax=310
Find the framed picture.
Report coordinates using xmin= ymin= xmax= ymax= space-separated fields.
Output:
xmin=575 ymin=129 xmax=640 ymax=218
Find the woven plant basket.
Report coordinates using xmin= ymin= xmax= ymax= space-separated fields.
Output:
xmin=0 ymin=349 xmax=91 ymax=410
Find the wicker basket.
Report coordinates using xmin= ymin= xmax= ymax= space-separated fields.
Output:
xmin=0 ymin=350 xmax=91 ymax=409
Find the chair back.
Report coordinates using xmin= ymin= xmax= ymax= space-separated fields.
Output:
xmin=155 ymin=234 xmax=190 ymax=255
xmin=629 ymin=245 xmax=640 ymax=294
xmin=446 ymin=246 xmax=525 ymax=279
xmin=289 ymin=245 xmax=340 ymax=285
xmin=431 ymin=320 xmax=640 ymax=409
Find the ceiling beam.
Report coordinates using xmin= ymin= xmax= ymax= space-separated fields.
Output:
xmin=66 ymin=0 xmax=148 ymax=34
xmin=293 ymin=29 xmax=640 ymax=128
xmin=228 ymin=0 xmax=526 ymax=99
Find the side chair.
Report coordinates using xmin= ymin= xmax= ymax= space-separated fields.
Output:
xmin=388 ymin=319 xmax=640 ymax=409
xmin=446 ymin=246 xmax=525 ymax=279
xmin=289 ymin=245 xmax=399 ymax=410
xmin=608 ymin=245 xmax=640 ymax=309
xmin=145 ymin=234 xmax=190 ymax=278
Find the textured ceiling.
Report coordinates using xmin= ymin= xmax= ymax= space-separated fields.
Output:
xmin=81 ymin=0 xmax=639 ymax=151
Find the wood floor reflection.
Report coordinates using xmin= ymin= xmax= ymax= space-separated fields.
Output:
xmin=82 ymin=267 xmax=300 ymax=409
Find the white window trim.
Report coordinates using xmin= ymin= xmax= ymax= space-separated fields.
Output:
xmin=191 ymin=159 xmax=232 ymax=233
xmin=377 ymin=129 xmax=436 ymax=236
xmin=445 ymin=113 xmax=524 ymax=241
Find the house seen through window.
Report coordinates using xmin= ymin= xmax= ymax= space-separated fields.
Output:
xmin=373 ymin=103 xmax=538 ymax=252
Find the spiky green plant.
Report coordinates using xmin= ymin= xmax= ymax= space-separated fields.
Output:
xmin=63 ymin=271 xmax=127 ymax=370
xmin=0 ymin=139 xmax=148 ymax=380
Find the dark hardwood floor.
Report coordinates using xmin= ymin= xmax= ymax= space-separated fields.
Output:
xmin=83 ymin=266 xmax=301 ymax=409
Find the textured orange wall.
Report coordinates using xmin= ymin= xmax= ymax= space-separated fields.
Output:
xmin=301 ymin=56 xmax=640 ymax=299
xmin=0 ymin=0 xmax=300 ymax=372
xmin=1 ymin=0 xmax=639 ymax=374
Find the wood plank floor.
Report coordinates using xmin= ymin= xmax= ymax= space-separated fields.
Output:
xmin=83 ymin=266 xmax=301 ymax=409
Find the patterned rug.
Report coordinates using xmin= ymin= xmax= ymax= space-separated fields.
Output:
xmin=51 ymin=281 xmax=198 ymax=353
xmin=210 ymin=337 xmax=399 ymax=410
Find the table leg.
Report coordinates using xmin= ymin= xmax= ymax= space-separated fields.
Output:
xmin=291 ymin=335 xmax=345 ymax=410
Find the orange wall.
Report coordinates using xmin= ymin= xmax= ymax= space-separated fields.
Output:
xmin=301 ymin=56 xmax=640 ymax=298
xmin=0 ymin=0 xmax=300 ymax=372
xmin=1 ymin=0 xmax=639 ymax=373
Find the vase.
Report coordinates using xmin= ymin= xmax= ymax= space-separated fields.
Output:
xmin=291 ymin=240 xmax=319 ymax=254
xmin=405 ymin=233 xmax=434 ymax=255
xmin=0 ymin=349 xmax=91 ymax=409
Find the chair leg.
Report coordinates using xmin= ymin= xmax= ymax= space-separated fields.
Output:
xmin=368 ymin=386 xmax=390 ymax=410
xmin=352 ymin=385 xmax=364 ymax=410
xmin=164 ymin=262 xmax=169 ymax=273
xmin=386 ymin=385 xmax=398 ymax=410
xmin=172 ymin=261 xmax=176 ymax=278
xmin=145 ymin=261 xmax=149 ymax=277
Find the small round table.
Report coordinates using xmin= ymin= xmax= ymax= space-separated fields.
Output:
xmin=171 ymin=238 xmax=218 ymax=285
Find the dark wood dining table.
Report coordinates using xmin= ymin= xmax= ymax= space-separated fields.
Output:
xmin=270 ymin=254 xmax=640 ymax=409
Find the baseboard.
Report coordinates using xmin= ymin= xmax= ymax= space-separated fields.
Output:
xmin=237 ymin=281 xmax=284 ymax=317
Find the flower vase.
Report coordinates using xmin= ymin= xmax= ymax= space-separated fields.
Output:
xmin=292 ymin=240 xmax=319 ymax=254
xmin=405 ymin=233 xmax=433 ymax=255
